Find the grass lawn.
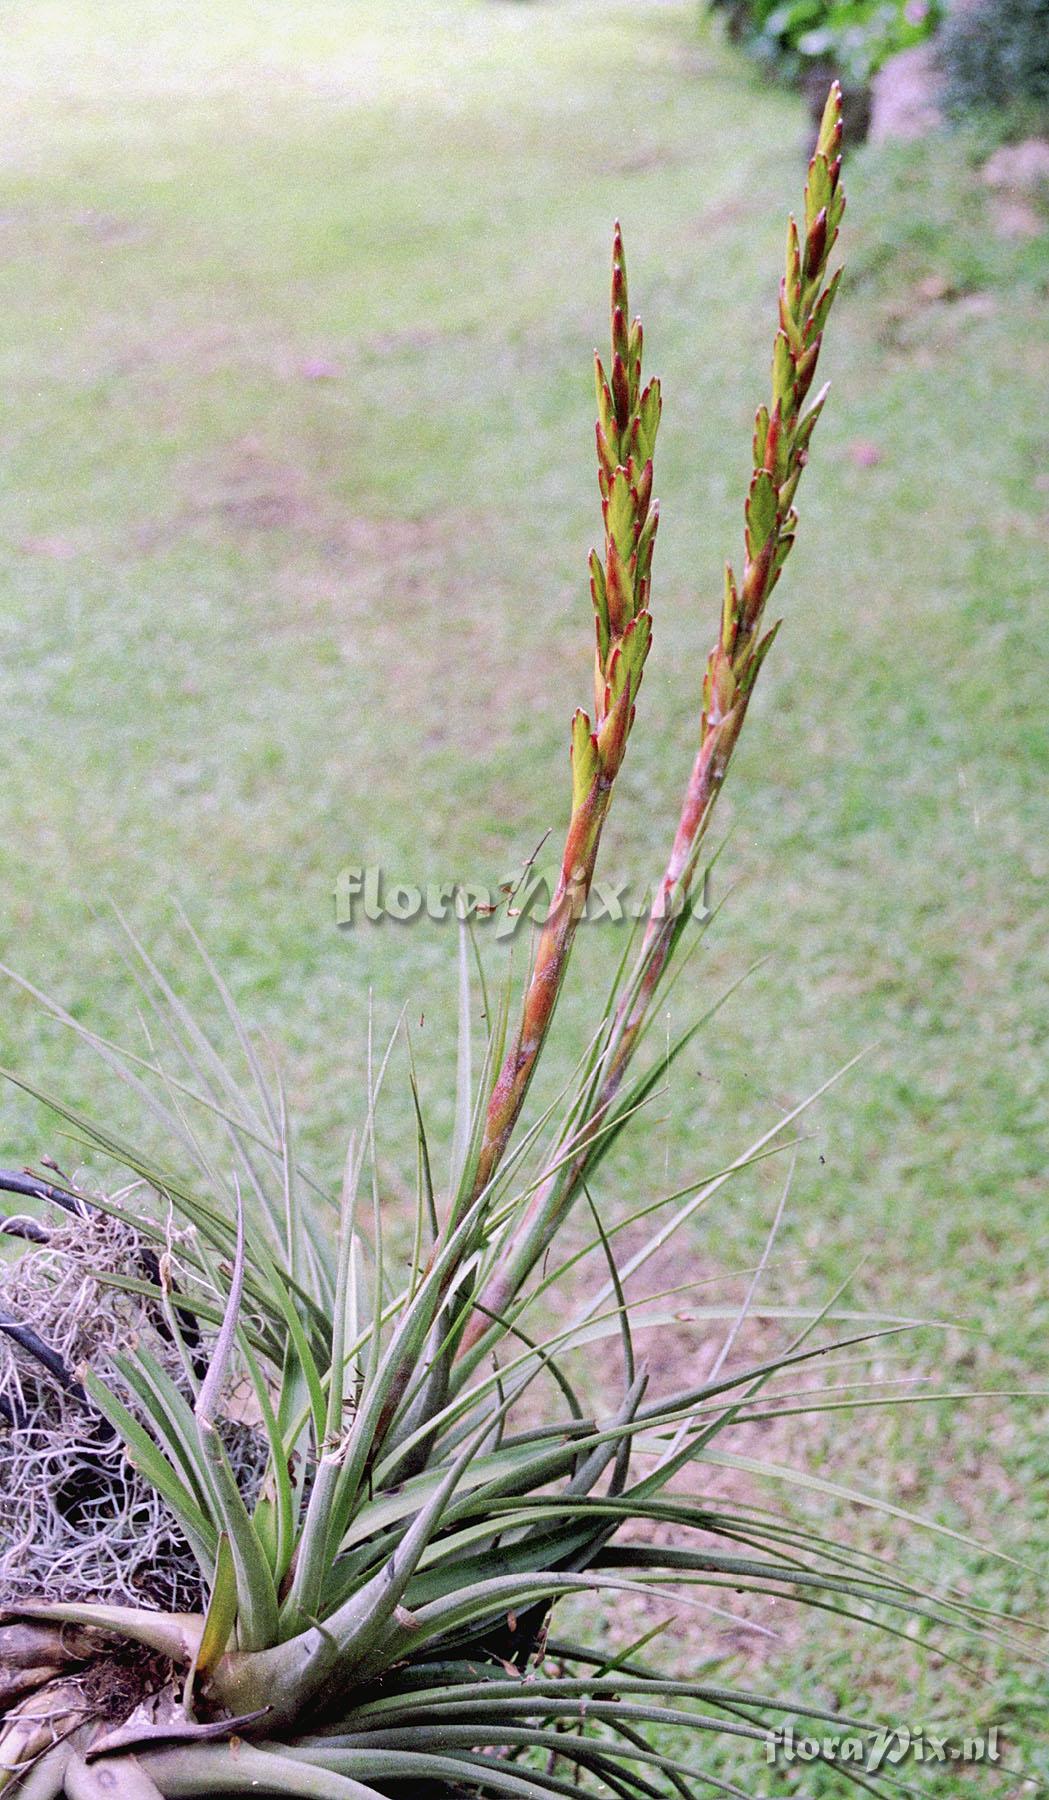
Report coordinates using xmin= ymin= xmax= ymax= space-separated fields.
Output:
xmin=1 ymin=0 xmax=1047 ymax=1787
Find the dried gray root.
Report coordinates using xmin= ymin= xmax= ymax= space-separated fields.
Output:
xmin=0 ymin=1197 xmax=266 ymax=1614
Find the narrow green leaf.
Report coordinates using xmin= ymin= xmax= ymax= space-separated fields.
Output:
xmin=81 ymin=1368 xmax=216 ymax=1569
xmin=195 ymin=1184 xmax=279 ymax=1651
xmin=194 ymin=1533 xmax=238 ymax=1678
xmin=448 ymin=925 xmax=473 ymax=1198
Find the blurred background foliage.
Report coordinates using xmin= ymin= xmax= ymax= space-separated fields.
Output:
xmin=940 ymin=0 xmax=1049 ymax=121
xmin=708 ymin=0 xmax=1049 ymax=135
xmin=707 ymin=0 xmax=942 ymax=88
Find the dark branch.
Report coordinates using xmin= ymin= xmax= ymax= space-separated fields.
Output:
xmin=0 ymin=1170 xmax=91 ymax=1219
xmin=0 ymin=1215 xmax=50 ymax=1244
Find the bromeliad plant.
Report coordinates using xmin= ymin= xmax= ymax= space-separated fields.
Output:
xmin=0 ymin=88 xmax=1015 ymax=1800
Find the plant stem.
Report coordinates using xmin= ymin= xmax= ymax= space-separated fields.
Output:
xmin=459 ymin=83 xmax=847 ymax=1363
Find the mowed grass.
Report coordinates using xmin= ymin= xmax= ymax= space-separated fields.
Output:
xmin=1 ymin=0 xmax=1047 ymax=1784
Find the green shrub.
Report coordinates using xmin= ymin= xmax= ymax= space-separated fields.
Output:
xmin=940 ymin=0 xmax=1049 ymax=117
xmin=710 ymin=0 xmax=943 ymax=85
